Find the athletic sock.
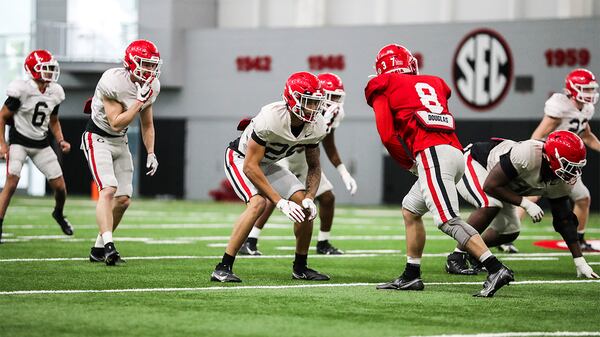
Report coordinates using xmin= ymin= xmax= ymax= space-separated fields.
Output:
xmin=53 ymin=207 xmax=63 ymax=217
xmin=101 ymin=231 xmax=113 ymax=244
xmin=94 ymin=234 xmax=104 ymax=248
xmin=317 ymin=231 xmax=330 ymax=242
xmin=219 ymin=253 xmax=235 ymax=269
xmin=293 ymin=253 xmax=308 ymax=271
xmin=453 ymin=248 xmax=466 ymax=253
xmin=407 ymin=256 xmax=421 ymax=265
xmin=248 ymin=227 xmax=262 ymax=239
xmin=402 ymin=263 xmax=421 ymax=280
xmin=481 ymin=255 xmax=503 ymax=274
xmin=246 ymin=237 xmax=258 ymax=246
xmin=577 ymin=231 xmax=585 ymax=242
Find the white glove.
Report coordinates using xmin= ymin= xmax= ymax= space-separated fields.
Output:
xmin=276 ymin=199 xmax=305 ymax=223
xmin=135 ymin=78 xmax=154 ymax=103
xmin=301 ymin=198 xmax=317 ymax=221
xmin=336 ymin=164 xmax=357 ymax=195
xmin=146 ymin=153 xmax=158 ymax=176
xmin=520 ymin=198 xmax=544 ymax=223
xmin=574 ymin=257 xmax=600 ymax=278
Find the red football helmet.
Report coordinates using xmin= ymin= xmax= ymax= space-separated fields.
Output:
xmin=24 ymin=50 xmax=60 ymax=82
xmin=565 ymin=68 xmax=598 ymax=104
xmin=375 ymin=44 xmax=419 ymax=76
xmin=123 ymin=39 xmax=162 ymax=82
xmin=317 ymin=73 xmax=345 ymax=105
xmin=543 ymin=130 xmax=587 ymax=185
xmin=283 ymin=71 xmax=324 ymax=123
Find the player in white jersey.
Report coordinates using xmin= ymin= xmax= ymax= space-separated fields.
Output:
xmin=447 ymin=131 xmax=598 ymax=278
xmin=240 ymin=73 xmax=357 ymax=256
xmin=211 ymin=71 xmax=330 ymax=282
xmin=0 ymin=50 xmax=73 ymax=242
xmin=82 ymin=40 xmax=161 ymax=265
xmin=515 ymin=69 xmax=600 ymax=252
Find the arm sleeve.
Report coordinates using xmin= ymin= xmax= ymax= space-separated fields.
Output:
xmin=250 ymin=113 xmax=270 ymax=146
xmin=51 ymin=104 xmax=60 ymax=116
xmin=372 ymin=95 xmax=414 ymax=170
xmin=251 ymin=131 xmax=267 ymax=146
xmin=544 ymin=94 xmax=564 ymax=119
xmin=499 ymin=151 xmax=519 ymax=179
xmin=441 ymin=78 xmax=452 ymax=99
xmin=4 ymin=97 xmax=21 ymax=111
xmin=97 ymin=71 xmax=119 ymax=100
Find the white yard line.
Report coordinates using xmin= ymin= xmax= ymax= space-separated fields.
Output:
xmin=0 ymin=279 xmax=598 ymax=296
xmin=411 ymin=332 xmax=600 ymax=337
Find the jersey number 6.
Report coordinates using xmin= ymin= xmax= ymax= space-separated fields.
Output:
xmin=32 ymin=102 xmax=48 ymax=127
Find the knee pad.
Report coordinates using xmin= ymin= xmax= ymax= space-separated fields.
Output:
xmin=438 ymin=217 xmax=479 ymax=247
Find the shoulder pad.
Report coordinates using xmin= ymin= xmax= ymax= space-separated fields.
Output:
xmin=6 ymin=79 xmax=28 ymax=98
xmin=365 ymin=75 xmax=389 ymax=107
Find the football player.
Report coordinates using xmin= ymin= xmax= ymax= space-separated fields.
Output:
xmin=82 ymin=39 xmax=161 ymax=265
xmin=448 ymin=131 xmax=598 ymax=278
xmin=365 ymin=44 xmax=513 ymax=297
xmin=513 ymin=69 xmax=600 ymax=252
xmin=211 ymin=71 xmax=330 ymax=282
xmin=239 ymin=73 xmax=357 ymax=256
xmin=0 ymin=50 xmax=73 ymax=243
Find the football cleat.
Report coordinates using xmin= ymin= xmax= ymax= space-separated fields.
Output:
xmin=89 ymin=247 xmax=105 ymax=262
xmin=446 ymin=252 xmax=478 ymax=275
xmin=316 ymin=240 xmax=344 ymax=255
xmin=52 ymin=210 xmax=74 ymax=236
xmin=498 ymin=243 xmax=519 ymax=254
xmin=292 ymin=267 xmax=330 ymax=281
xmin=580 ymin=240 xmax=595 ymax=252
xmin=210 ymin=264 xmax=242 ymax=283
xmin=376 ymin=276 xmax=424 ymax=291
xmin=467 ymin=253 xmax=487 ymax=273
xmin=238 ymin=240 xmax=262 ymax=256
xmin=473 ymin=266 xmax=514 ymax=298
xmin=104 ymin=243 xmax=125 ymax=266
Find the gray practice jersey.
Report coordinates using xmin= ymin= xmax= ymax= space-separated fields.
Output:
xmin=544 ymin=93 xmax=594 ymax=136
xmin=487 ymin=139 xmax=572 ymax=199
xmin=6 ymin=79 xmax=65 ymax=140
xmin=233 ymin=101 xmax=328 ymax=165
xmin=91 ymin=68 xmax=160 ymax=136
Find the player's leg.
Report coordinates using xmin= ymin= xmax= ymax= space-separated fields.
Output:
xmin=570 ymin=180 xmax=592 ymax=251
xmin=239 ymin=198 xmax=274 ymax=256
xmin=315 ymin=172 xmax=343 ymax=255
xmin=111 ymin=141 xmax=134 ymax=232
xmin=377 ymin=181 xmax=426 ymax=290
xmin=0 ymin=145 xmax=27 ymax=243
xmin=30 ymin=146 xmax=73 ymax=235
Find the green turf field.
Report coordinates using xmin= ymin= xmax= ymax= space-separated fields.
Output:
xmin=0 ymin=196 xmax=598 ymax=337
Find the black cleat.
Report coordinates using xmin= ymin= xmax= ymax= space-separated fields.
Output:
xmin=104 ymin=243 xmax=125 ymax=266
xmin=316 ymin=240 xmax=344 ymax=255
xmin=238 ymin=240 xmax=262 ymax=256
xmin=89 ymin=247 xmax=105 ymax=262
xmin=467 ymin=253 xmax=486 ymax=273
xmin=580 ymin=240 xmax=595 ymax=252
xmin=446 ymin=252 xmax=478 ymax=275
xmin=210 ymin=264 xmax=242 ymax=283
xmin=52 ymin=210 xmax=74 ymax=236
xmin=376 ymin=276 xmax=424 ymax=290
xmin=473 ymin=266 xmax=514 ymax=297
xmin=498 ymin=242 xmax=519 ymax=254
xmin=292 ymin=267 xmax=330 ymax=281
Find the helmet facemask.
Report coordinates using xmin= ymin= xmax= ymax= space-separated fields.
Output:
xmin=289 ymin=89 xmax=324 ymax=123
xmin=552 ymin=148 xmax=586 ymax=185
xmin=129 ymin=54 xmax=162 ymax=82
xmin=569 ymin=79 xmax=599 ymax=104
xmin=34 ymin=59 xmax=60 ymax=82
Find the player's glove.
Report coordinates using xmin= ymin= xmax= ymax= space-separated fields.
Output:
xmin=135 ymin=77 xmax=154 ymax=103
xmin=520 ymin=198 xmax=544 ymax=223
xmin=336 ymin=164 xmax=357 ymax=195
xmin=276 ymin=199 xmax=305 ymax=223
xmin=301 ymin=198 xmax=317 ymax=221
xmin=146 ymin=153 xmax=158 ymax=176
xmin=574 ymin=257 xmax=600 ymax=278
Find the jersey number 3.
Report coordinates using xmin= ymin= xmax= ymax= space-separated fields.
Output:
xmin=414 ymin=82 xmax=455 ymax=132
xmin=32 ymin=102 xmax=48 ymax=127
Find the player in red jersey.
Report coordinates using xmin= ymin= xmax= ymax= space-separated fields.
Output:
xmin=365 ymin=44 xmax=513 ymax=297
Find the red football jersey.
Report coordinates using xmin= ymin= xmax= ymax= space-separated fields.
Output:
xmin=365 ymin=73 xmax=462 ymax=165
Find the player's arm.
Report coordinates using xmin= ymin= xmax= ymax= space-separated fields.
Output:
xmin=304 ymin=144 xmax=322 ymax=200
xmin=372 ymin=96 xmax=414 ymax=170
xmin=322 ymin=129 xmax=357 ymax=194
xmin=579 ymin=124 xmax=600 ymax=152
xmin=140 ymin=104 xmax=155 ymax=154
xmin=243 ymin=138 xmax=281 ymax=204
xmin=531 ymin=116 xmax=560 ymax=140
xmin=0 ymin=102 xmax=16 ymax=159
xmin=48 ymin=106 xmax=70 ymax=153
xmin=103 ymin=97 xmax=143 ymax=132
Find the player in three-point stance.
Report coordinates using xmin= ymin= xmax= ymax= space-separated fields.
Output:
xmin=365 ymin=43 xmax=513 ymax=297
xmin=0 ymin=49 xmax=73 ymax=243
xmin=82 ymin=39 xmax=161 ymax=265
xmin=211 ymin=71 xmax=330 ymax=282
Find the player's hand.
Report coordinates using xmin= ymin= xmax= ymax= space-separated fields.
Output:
xmin=146 ymin=153 xmax=158 ymax=176
xmin=135 ymin=77 xmax=154 ymax=103
xmin=520 ymin=198 xmax=544 ymax=223
xmin=276 ymin=199 xmax=305 ymax=223
xmin=301 ymin=198 xmax=317 ymax=221
xmin=58 ymin=140 xmax=71 ymax=154
xmin=574 ymin=257 xmax=600 ymax=278
xmin=0 ymin=143 xmax=8 ymax=160
xmin=336 ymin=164 xmax=357 ymax=195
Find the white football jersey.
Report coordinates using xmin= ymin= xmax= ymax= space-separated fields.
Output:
xmin=487 ymin=139 xmax=572 ymax=199
xmin=544 ymin=93 xmax=594 ymax=136
xmin=91 ymin=68 xmax=160 ymax=136
xmin=6 ymin=79 xmax=65 ymax=140
xmin=233 ymin=101 xmax=328 ymax=165
xmin=323 ymin=103 xmax=345 ymax=134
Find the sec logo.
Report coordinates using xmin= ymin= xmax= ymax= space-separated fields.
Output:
xmin=452 ymin=28 xmax=513 ymax=111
